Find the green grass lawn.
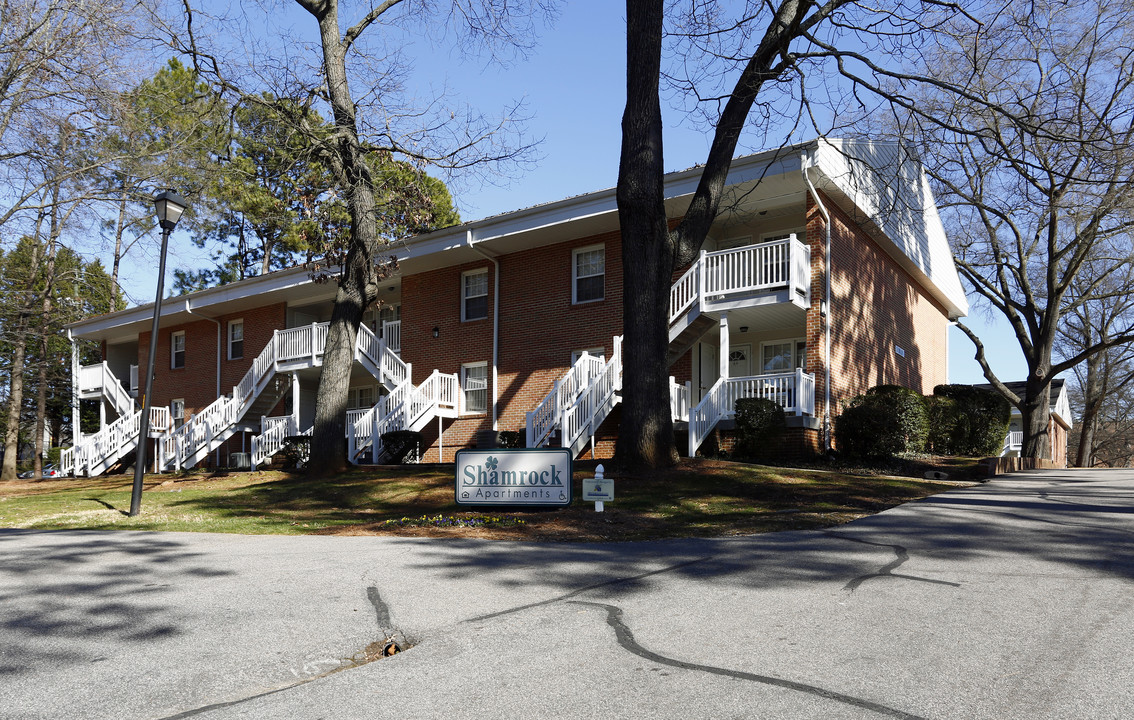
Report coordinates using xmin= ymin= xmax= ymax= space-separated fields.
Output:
xmin=0 ymin=458 xmax=973 ymax=541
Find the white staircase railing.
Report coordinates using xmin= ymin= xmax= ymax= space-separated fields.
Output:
xmin=61 ymin=406 xmax=171 ymax=477
xmin=561 ymin=337 xmax=623 ymax=457
xmin=251 ymin=415 xmax=308 ymax=469
xmin=382 ymin=320 xmax=401 ymax=354
xmin=688 ymin=369 xmax=815 ymax=456
xmin=64 ymin=321 xmax=408 ymax=477
xmin=77 ymin=361 xmax=136 ymax=418
xmin=160 ymin=322 xmax=402 ymax=472
xmin=348 ymin=370 xmax=460 ymax=464
xmin=670 ymin=378 xmax=691 ymax=422
xmin=526 ymin=351 xmax=608 ymax=449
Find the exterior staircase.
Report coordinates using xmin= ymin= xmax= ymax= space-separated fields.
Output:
xmin=346 ymin=370 xmax=460 ymax=464
xmin=161 ymin=322 xmax=404 ymax=472
xmin=62 ymin=322 xmax=404 ymax=477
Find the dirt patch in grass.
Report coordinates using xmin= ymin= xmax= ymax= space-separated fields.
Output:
xmin=0 ymin=459 xmax=971 ymax=541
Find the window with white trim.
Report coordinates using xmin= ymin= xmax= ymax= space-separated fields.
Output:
xmin=461 ymin=362 xmax=488 ymax=414
xmin=171 ymin=331 xmax=186 ymax=369
xmin=571 ymin=347 xmax=606 ymax=365
xmin=348 ymin=385 xmax=376 ymax=410
xmin=228 ymin=320 xmax=244 ymax=360
xmin=761 ymin=339 xmax=807 ymax=373
xmin=572 ymin=245 xmax=605 ymax=304
xmin=462 ymin=269 xmax=488 ymax=321
xmin=171 ymin=399 xmax=185 ymax=428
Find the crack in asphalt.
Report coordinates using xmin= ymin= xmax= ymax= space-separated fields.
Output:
xmin=157 ymin=586 xmax=405 ymax=719
xmin=825 ymin=532 xmax=961 ymax=592
xmin=464 ymin=556 xmax=710 ymax=623
xmin=569 ymin=601 xmax=929 ymax=720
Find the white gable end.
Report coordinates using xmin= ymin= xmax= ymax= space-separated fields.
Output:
xmin=808 ymin=138 xmax=969 ymax=319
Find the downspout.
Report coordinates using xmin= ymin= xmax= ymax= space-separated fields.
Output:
xmin=185 ymin=300 xmax=223 ymax=467
xmin=184 ymin=299 xmax=222 ymax=397
xmin=467 ymin=229 xmax=500 ymax=431
xmin=803 ymin=152 xmax=833 ymax=453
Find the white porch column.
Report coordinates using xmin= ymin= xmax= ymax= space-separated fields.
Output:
xmin=718 ymin=312 xmax=730 ymax=380
xmin=291 ymin=372 xmax=300 ymax=426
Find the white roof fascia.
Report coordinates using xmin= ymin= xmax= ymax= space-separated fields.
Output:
xmin=400 ymin=146 xmax=805 ymax=260
xmin=806 ymin=138 xmax=970 ymax=319
xmin=66 ymin=264 xmax=323 ymax=337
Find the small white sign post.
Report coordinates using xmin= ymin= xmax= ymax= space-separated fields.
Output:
xmin=582 ymin=464 xmax=614 ymax=512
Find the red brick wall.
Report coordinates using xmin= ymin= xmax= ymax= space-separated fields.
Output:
xmin=806 ymin=192 xmax=951 ymax=442
xmin=138 ymin=302 xmax=286 ymax=416
xmin=401 ymin=232 xmax=625 ymax=461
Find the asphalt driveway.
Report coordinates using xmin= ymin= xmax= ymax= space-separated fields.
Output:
xmin=2 ymin=467 xmax=1132 ymax=719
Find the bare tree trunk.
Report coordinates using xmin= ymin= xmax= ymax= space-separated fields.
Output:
xmin=111 ymin=185 xmax=127 ymax=311
xmin=1021 ymin=376 xmax=1053 ymax=461
xmin=1075 ymin=352 xmax=1104 ymax=467
xmin=300 ymin=0 xmax=381 ymax=473
xmin=2 ymin=321 xmax=29 ymax=481
xmin=613 ymin=0 xmax=679 ymax=470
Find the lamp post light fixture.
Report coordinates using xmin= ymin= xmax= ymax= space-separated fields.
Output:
xmin=129 ymin=189 xmax=188 ymax=517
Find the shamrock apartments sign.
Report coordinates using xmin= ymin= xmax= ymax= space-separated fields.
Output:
xmin=455 ymin=449 xmax=573 ymax=506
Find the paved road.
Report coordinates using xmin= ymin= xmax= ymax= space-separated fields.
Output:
xmin=2 ymin=468 xmax=1133 ymax=719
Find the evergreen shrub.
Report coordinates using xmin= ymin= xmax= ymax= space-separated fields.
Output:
xmin=836 ymin=385 xmax=928 ymax=458
xmin=932 ymin=384 xmax=1011 ymax=456
xmin=734 ymin=397 xmax=786 ymax=459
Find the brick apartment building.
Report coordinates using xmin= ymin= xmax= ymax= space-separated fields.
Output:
xmin=62 ymin=138 xmax=970 ymax=476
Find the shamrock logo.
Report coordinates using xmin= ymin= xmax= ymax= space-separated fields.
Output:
xmin=485 ymin=456 xmax=499 ymax=471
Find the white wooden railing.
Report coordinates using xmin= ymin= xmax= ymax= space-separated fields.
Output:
xmin=60 ymin=406 xmax=170 ymax=476
xmin=1002 ymin=431 xmax=1024 ymax=455
xmin=526 ymin=350 xmax=607 ymax=449
xmin=669 ymin=235 xmax=811 ymax=328
xmin=688 ymin=369 xmax=815 ymax=457
xmin=348 ymin=370 xmax=460 ymax=464
xmin=77 ymin=362 xmax=136 ymax=417
xmin=670 ymin=378 xmax=691 ymax=422
xmin=64 ymin=321 xmax=406 ymax=477
xmin=251 ymin=415 xmax=303 ymax=469
xmin=561 ymin=337 xmax=623 ymax=457
xmin=382 ymin=320 xmax=402 ymax=354
xmin=160 ymin=322 xmax=404 ymax=472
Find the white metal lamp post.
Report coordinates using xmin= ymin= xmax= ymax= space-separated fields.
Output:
xmin=129 ymin=189 xmax=188 ymax=517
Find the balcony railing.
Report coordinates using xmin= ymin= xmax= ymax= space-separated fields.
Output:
xmin=669 ymin=234 xmax=811 ymax=327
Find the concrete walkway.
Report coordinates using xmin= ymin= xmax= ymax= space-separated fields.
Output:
xmin=2 ymin=468 xmax=1133 ymax=719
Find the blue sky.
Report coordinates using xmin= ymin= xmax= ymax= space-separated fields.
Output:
xmin=143 ymin=0 xmax=1030 ymax=387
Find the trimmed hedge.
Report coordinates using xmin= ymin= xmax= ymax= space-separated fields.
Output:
xmin=931 ymin=384 xmax=1011 ymax=456
xmin=836 ymin=386 xmax=928 ymax=458
xmin=734 ymin=397 xmax=786 ymax=459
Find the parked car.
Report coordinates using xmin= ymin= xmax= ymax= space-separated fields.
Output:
xmin=17 ymin=464 xmax=59 ymax=479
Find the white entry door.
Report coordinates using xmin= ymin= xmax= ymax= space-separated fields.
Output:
xmin=728 ymin=344 xmax=752 ymax=378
